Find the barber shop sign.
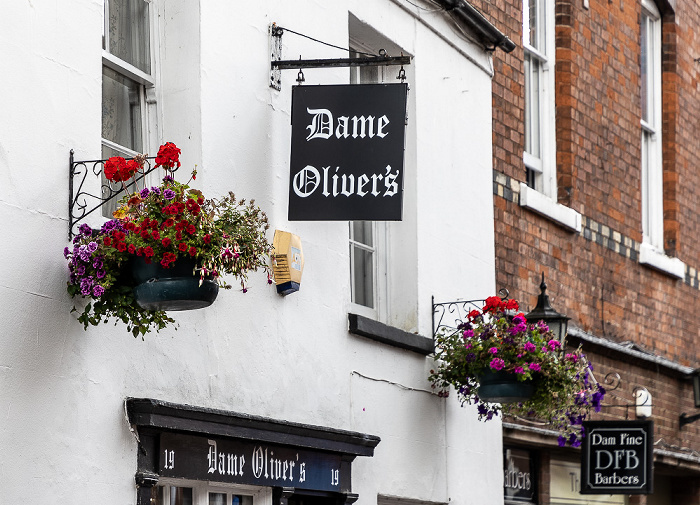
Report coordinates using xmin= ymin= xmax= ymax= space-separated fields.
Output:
xmin=580 ymin=421 xmax=653 ymax=495
xmin=288 ymin=83 xmax=408 ymax=221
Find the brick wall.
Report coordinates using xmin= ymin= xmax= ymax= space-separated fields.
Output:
xmin=473 ymin=0 xmax=700 ymax=481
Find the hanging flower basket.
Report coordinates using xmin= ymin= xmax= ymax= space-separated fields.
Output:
xmin=477 ymin=369 xmax=535 ymax=404
xmin=65 ymin=143 xmax=273 ymax=337
xmin=131 ymin=257 xmax=219 ymax=311
xmin=430 ymin=295 xmax=606 ymax=447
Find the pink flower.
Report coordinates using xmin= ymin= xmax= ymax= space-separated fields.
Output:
xmin=514 ymin=366 xmax=525 ymax=374
xmin=565 ymin=353 xmax=579 ymax=363
xmin=489 ymin=358 xmax=505 ymax=370
xmin=489 ymin=347 xmax=499 ymax=355
xmin=463 ymin=329 xmax=475 ymax=338
xmin=523 ymin=342 xmax=536 ymax=352
xmin=528 ymin=363 xmax=541 ymax=372
xmin=548 ymin=339 xmax=561 ymax=351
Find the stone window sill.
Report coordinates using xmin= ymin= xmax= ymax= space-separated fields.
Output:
xmin=639 ymin=242 xmax=685 ymax=279
xmin=519 ymin=183 xmax=582 ymax=232
xmin=348 ymin=313 xmax=434 ymax=355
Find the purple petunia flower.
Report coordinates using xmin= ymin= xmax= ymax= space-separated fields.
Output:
xmin=76 ymin=265 xmax=86 ymax=276
xmin=79 ymin=223 xmax=93 ymax=236
xmin=140 ymin=187 xmax=150 ymax=198
xmin=163 ymin=189 xmax=176 ymax=200
xmin=92 ymin=285 xmax=105 ymax=297
xmin=96 ymin=269 xmax=106 ymax=279
xmin=63 ymin=247 xmax=70 ymax=259
xmin=150 ymin=186 xmax=161 ymax=196
xmin=87 ymin=241 xmax=98 ymax=253
xmin=163 ymin=175 xmax=174 ymax=183
xmin=80 ymin=277 xmax=94 ymax=296
xmin=557 ymin=435 xmax=567 ymax=447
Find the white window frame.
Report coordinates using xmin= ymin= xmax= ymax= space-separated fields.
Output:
xmin=522 ymin=0 xmax=556 ymax=199
xmin=520 ymin=0 xmax=582 ymax=231
xmin=155 ymin=479 xmax=272 ymax=505
xmin=101 ymin=0 xmax=158 ymax=158
xmin=348 ymin=41 xmax=389 ymax=323
xmin=638 ymin=0 xmax=684 ymax=278
xmin=640 ymin=0 xmax=663 ymax=250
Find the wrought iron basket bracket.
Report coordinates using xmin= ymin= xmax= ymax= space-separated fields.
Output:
xmin=68 ymin=151 xmax=160 ymax=240
xmin=432 ymin=290 xmax=510 ymax=339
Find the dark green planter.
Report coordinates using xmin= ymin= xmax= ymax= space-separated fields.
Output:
xmin=477 ymin=370 xmax=535 ymax=404
xmin=132 ymin=257 xmax=219 ymax=311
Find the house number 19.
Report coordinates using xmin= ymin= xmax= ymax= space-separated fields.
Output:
xmin=164 ymin=449 xmax=175 ymax=470
xmin=331 ymin=469 xmax=339 ymax=486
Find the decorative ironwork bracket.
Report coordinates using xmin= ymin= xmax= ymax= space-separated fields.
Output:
xmin=269 ymin=23 xmax=411 ymax=90
xmin=432 ymin=289 xmax=509 ymax=339
xmin=68 ymin=151 xmax=164 ymax=240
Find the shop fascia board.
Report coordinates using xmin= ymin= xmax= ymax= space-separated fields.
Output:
xmin=126 ymin=398 xmax=380 ymax=457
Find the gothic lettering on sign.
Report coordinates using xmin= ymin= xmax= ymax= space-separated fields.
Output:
xmin=288 ymin=84 xmax=408 ymax=221
xmin=159 ymin=433 xmax=343 ymax=492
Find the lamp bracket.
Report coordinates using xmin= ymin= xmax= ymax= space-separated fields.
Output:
xmin=680 ymin=412 xmax=700 ymax=429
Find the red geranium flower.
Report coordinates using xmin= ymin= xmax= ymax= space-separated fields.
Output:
xmin=104 ymin=237 xmax=112 ymax=246
xmin=117 ymin=242 xmax=127 ymax=252
xmin=189 ymin=246 xmax=197 ymax=256
xmin=154 ymin=142 xmax=181 ymax=170
xmin=144 ymin=246 xmax=154 ymax=257
xmin=152 ymin=230 xmax=160 ymax=240
xmin=162 ymin=238 xmax=172 ymax=248
xmin=128 ymin=244 xmax=136 ymax=254
xmin=104 ymin=157 xmax=127 ymax=182
xmin=178 ymin=242 xmax=188 ymax=252
xmin=186 ymin=224 xmax=196 ymax=235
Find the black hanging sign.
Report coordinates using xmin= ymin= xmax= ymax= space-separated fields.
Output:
xmin=159 ymin=432 xmax=345 ymax=492
xmin=288 ymin=83 xmax=408 ymax=221
xmin=580 ymin=420 xmax=654 ymax=495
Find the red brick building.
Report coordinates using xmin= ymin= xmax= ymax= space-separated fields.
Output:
xmin=467 ymin=0 xmax=700 ymax=501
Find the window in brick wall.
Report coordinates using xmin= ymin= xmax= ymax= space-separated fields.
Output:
xmin=522 ymin=0 xmax=555 ymax=198
xmin=640 ymin=0 xmax=663 ymax=250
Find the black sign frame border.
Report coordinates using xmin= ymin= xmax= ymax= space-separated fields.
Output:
xmin=580 ymin=420 xmax=654 ymax=495
xmin=287 ymin=83 xmax=409 ymax=222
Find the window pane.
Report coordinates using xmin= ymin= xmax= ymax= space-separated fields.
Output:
xmin=352 ymin=221 xmax=373 ymax=247
xmin=640 ymin=14 xmax=650 ymax=124
xmin=102 ymin=66 xmax=143 ymax=153
xmin=170 ymin=487 xmax=193 ymax=505
xmin=352 ymin=245 xmax=374 ymax=308
xmin=209 ymin=493 xmax=227 ymax=505
xmin=524 ymin=54 xmax=541 ymax=158
xmin=108 ymin=0 xmax=151 ymax=73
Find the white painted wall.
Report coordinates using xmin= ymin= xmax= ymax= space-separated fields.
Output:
xmin=0 ymin=1 xmax=501 ymax=504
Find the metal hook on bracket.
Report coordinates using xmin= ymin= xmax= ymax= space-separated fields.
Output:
xmin=296 ymin=56 xmax=305 ymax=85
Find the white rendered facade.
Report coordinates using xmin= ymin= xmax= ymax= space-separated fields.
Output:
xmin=0 ymin=1 xmax=503 ymax=503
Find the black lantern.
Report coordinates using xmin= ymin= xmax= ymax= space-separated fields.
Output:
xmin=679 ymin=369 xmax=700 ymax=428
xmin=525 ymin=273 xmax=570 ymax=343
